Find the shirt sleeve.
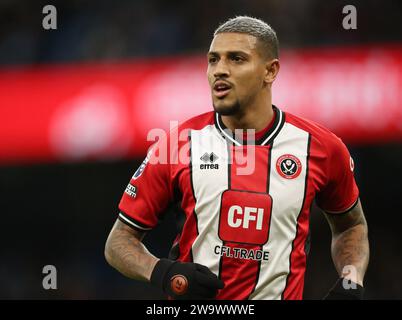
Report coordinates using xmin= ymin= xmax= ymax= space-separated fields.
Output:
xmin=118 ymin=138 xmax=174 ymax=230
xmin=315 ymin=135 xmax=359 ymax=214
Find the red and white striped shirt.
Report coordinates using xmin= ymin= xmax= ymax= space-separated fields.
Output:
xmin=118 ymin=105 xmax=359 ymax=300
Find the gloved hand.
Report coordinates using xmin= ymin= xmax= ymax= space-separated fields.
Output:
xmin=150 ymin=258 xmax=224 ymax=300
xmin=323 ymin=278 xmax=364 ymax=300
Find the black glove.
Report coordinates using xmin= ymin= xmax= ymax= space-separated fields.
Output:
xmin=323 ymin=278 xmax=364 ymax=300
xmin=150 ymin=258 xmax=224 ymax=300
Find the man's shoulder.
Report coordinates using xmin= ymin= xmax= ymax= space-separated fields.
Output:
xmin=283 ymin=110 xmax=348 ymax=155
xmin=178 ymin=111 xmax=215 ymax=131
xmin=161 ymin=111 xmax=215 ymax=145
xmin=284 ymin=110 xmax=340 ymax=142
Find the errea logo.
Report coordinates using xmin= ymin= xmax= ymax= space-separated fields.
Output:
xmin=200 ymin=152 xmax=219 ymax=170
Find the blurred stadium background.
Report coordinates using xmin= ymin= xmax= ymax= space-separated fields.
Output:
xmin=0 ymin=0 xmax=401 ymax=299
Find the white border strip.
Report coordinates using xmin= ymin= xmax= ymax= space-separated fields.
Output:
xmin=216 ymin=109 xmax=283 ymax=146
xmin=118 ymin=213 xmax=152 ymax=231
xmin=261 ymin=109 xmax=283 ymax=146
xmin=215 ymin=113 xmax=242 ymax=146
xmin=322 ymin=197 xmax=359 ymax=215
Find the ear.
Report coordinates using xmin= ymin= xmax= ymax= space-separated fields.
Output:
xmin=264 ymin=59 xmax=280 ymax=84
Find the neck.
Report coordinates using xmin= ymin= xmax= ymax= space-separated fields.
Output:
xmin=221 ymin=92 xmax=274 ymax=132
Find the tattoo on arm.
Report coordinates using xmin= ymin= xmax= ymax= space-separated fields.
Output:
xmin=104 ymin=219 xmax=159 ymax=282
xmin=324 ymin=199 xmax=369 ymax=285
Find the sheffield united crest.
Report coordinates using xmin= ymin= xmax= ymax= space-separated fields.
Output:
xmin=276 ymin=154 xmax=302 ymax=179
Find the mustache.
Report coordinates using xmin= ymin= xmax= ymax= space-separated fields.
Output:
xmin=213 ymin=79 xmax=234 ymax=86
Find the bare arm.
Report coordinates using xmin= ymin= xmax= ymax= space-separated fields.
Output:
xmin=104 ymin=219 xmax=159 ymax=281
xmin=324 ymin=199 xmax=369 ymax=286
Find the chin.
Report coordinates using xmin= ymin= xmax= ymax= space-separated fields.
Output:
xmin=213 ymin=100 xmax=241 ymax=116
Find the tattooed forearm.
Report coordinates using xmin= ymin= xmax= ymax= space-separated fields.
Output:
xmin=324 ymin=199 xmax=369 ymax=286
xmin=104 ymin=219 xmax=159 ymax=282
xmin=331 ymin=223 xmax=369 ymax=285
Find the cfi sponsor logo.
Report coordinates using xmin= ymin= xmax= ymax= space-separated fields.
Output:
xmin=200 ymin=152 xmax=219 ymax=170
xmin=276 ymin=154 xmax=302 ymax=179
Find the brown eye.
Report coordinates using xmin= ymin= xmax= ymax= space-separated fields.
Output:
xmin=231 ymin=55 xmax=244 ymax=62
xmin=208 ymin=57 xmax=218 ymax=64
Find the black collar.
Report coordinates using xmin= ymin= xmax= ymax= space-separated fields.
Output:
xmin=214 ymin=105 xmax=285 ymax=146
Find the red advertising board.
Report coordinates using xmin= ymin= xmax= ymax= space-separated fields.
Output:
xmin=0 ymin=46 xmax=401 ymax=164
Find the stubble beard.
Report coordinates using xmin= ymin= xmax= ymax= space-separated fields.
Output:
xmin=213 ymin=99 xmax=242 ymax=116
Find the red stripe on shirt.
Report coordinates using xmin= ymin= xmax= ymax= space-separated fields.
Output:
xmin=217 ymin=146 xmax=270 ymax=299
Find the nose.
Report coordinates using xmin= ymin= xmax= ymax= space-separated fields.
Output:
xmin=213 ymin=59 xmax=230 ymax=78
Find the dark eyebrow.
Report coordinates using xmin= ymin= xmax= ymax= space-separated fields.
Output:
xmin=207 ymin=50 xmax=250 ymax=57
xmin=207 ymin=52 xmax=219 ymax=57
